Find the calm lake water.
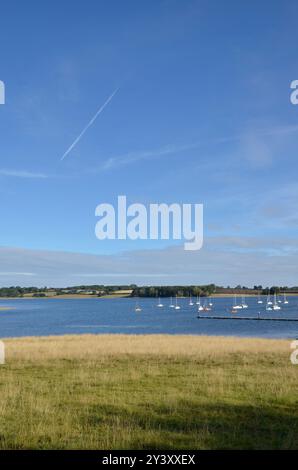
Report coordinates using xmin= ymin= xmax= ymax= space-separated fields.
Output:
xmin=0 ymin=296 xmax=298 ymax=339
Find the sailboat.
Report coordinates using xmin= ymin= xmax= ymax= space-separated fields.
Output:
xmin=208 ymin=296 xmax=213 ymax=307
xmin=135 ymin=299 xmax=142 ymax=312
xmin=233 ymin=294 xmax=243 ymax=310
xmin=267 ymin=292 xmax=273 ymax=305
xmin=230 ymin=295 xmax=240 ymax=313
xmin=196 ymin=295 xmax=200 ymax=305
xmin=272 ymin=293 xmax=281 ymax=311
xmin=203 ymin=298 xmax=211 ymax=312
xmin=189 ymin=293 xmax=194 ymax=306
xmin=157 ymin=296 xmax=163 ymax=308
xmin=257 ymin=293 xmax=263 ymax=304
xmin=241 ymin=295 xmax=248 ymax=309
xmin=197 ymin=295 xmax=204 ymax=311
xmin=283 ymin=293 xmax=289 ymax=305
xmin=169 ymin=296 xmax=175 ymax=308
xmin=174 ymin=295 xmax=181 ymax=310
xmin=266 ymin=291 xmax=273 ymax=310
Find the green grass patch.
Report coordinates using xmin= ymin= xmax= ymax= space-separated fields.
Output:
xmin=0 ymin=335 xmax=297 ymax=449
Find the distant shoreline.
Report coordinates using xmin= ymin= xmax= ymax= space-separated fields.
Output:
xmin=0 ymin=293 xmax=297 ymax=301
xmin=0 ymin=293 xmax=131 ymax=300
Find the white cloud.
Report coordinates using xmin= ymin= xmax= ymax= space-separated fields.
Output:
xmin=0 ymin=237 xmax=297 ymax=287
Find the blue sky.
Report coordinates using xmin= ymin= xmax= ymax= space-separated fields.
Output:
xmin=0 ymin=0 xmax=298 ymax=286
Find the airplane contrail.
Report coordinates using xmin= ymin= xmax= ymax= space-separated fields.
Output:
xmin=61 ymin=87 xmax=119 ymax=161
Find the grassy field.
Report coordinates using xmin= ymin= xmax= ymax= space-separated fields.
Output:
xmin=0 ymin=334 xmax=297 ymax=449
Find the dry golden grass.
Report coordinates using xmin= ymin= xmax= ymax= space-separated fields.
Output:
xmin=4 ymin=334 xmax=291 ymax=362
xmin=0 ymin=335 xmax=297 ymax=449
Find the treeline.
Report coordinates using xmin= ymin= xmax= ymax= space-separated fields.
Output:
xmin=216 ymin=286 xmax=298 ymax=295
xmin=0 ymin=284 xmax=297 ymax=298
xmin=130 ymin=285 xmax=298 ymax=297
xmin=131 ymin=285 xmax=217 ymax=298
xmin=0 ymin=286 xmax=45 ymax=297
xmin=0 ymin=285 xmax=138 ymax=298
xmin=63 ymin=284 xmax=137 ymax=291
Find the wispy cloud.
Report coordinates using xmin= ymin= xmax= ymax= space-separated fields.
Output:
xmin=61 ymin=88 xmax=119 ymax=161
xmin=0 ymin=169 xmax=47 ymax=179
xmin=100 ymin=142 xmax=200 ymax=171
xmin=97 ymin=123 xmax=298 ymax=172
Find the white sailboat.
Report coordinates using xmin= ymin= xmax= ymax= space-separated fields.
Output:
xmin=196 ymin=295 xmax=200 ymax=305
xmin=257 ymin=293 xmax=263 ymax=304
xmin=267 ymin=292 xmax=273 ymax=305
xmin=208 ymin=296 xmax=213 ymax=307
xmin=272 ymin=293 xmax=281 ymax=311
xmin=174 ymin=295 xmax=181 ymax=310
xmin=197 ymin=295 xmax=204 ymax=311
xmin=241 ymin=295 xmax=248 ymax=309
xmin=135 ymin=299 xmax=142 ymax=312
xmin=157 ymin=296 xmax=163 ymax=308
xmin=283 ymin=293 xmax=289 ymax=305
xmin=169 ymin=296 xmax=175 ymax=308
xmin=233 ymin=294 xmax=243 ymax=310
xmin=266 ymin=291 xmax=273 ymax=310
xmin=203 ymin=298 xmax=211 ymax=312
xmin=203 ymin=305 xmax=211 ymax=312
xmin=272 ymin=304 xmax=281 ymax=311
xmin=189 ymin=293 xmax=194 ymax=306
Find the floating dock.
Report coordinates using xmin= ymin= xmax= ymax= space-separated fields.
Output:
xmin=197 ymin=315 xmax=298 ymax=322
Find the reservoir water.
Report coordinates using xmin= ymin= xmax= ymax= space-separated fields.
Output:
xmin=0 ymin=296 xmax=298 ymax=339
